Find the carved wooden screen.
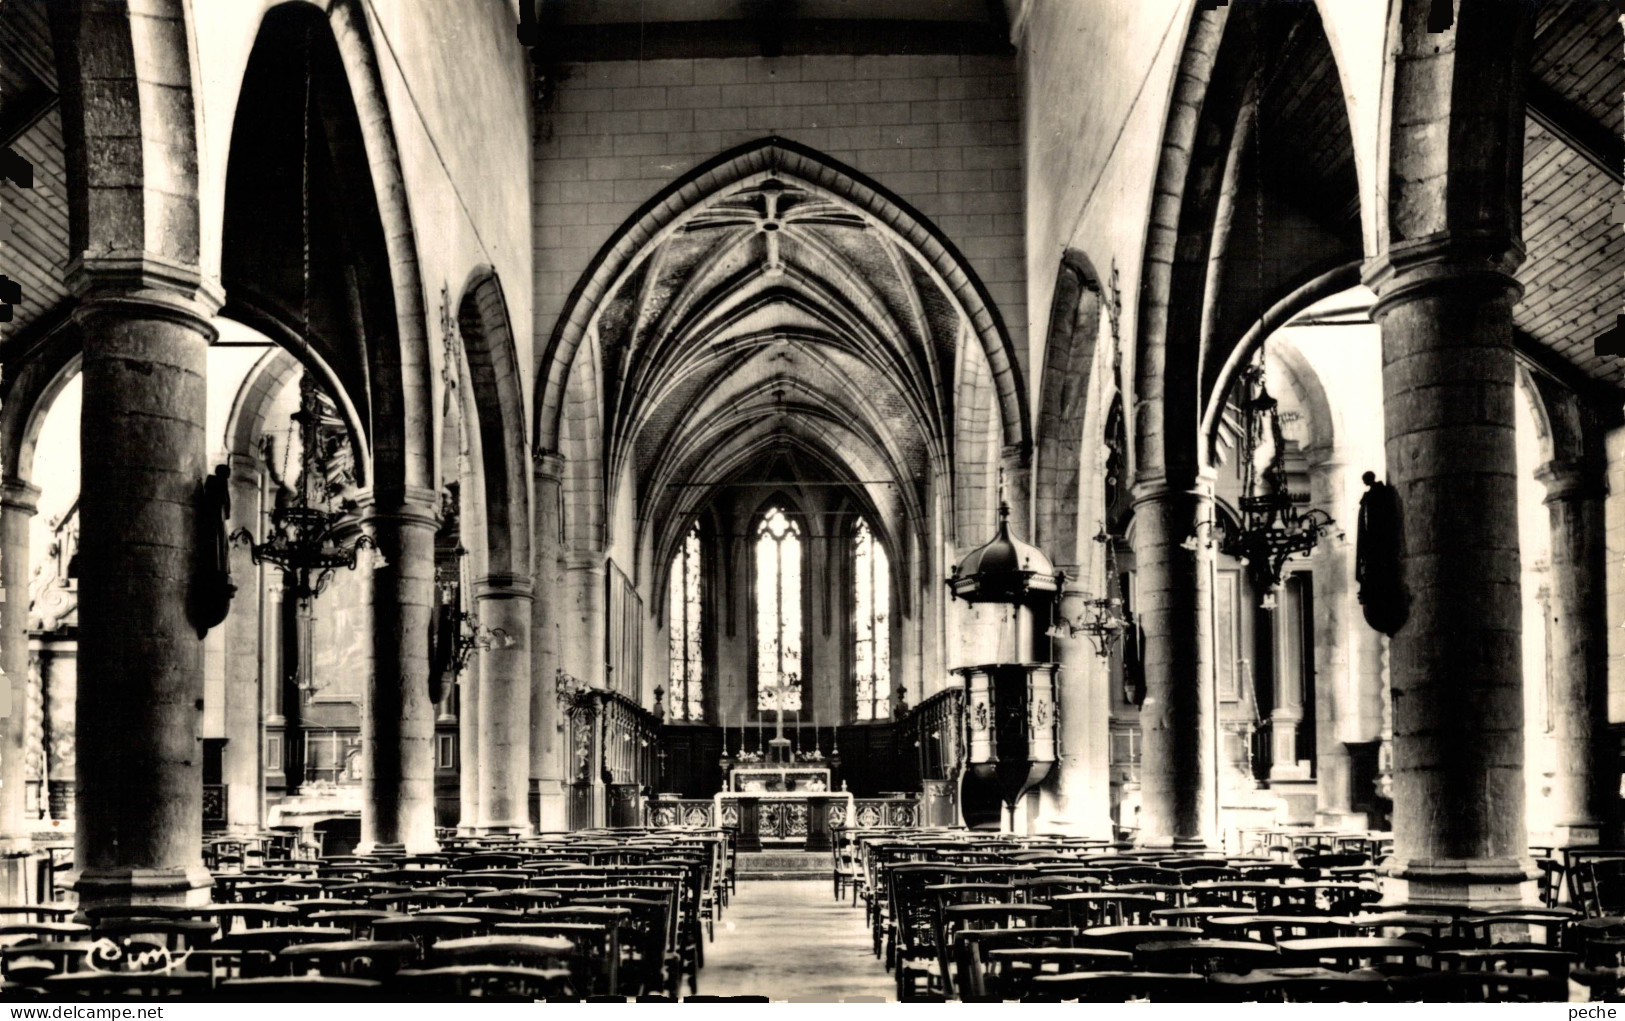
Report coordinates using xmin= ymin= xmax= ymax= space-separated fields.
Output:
xmin=606 ymin=559 xmax=642 ymax=702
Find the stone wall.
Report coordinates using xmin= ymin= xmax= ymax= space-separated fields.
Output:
xmin=533 ymin=53 xmax=1025 ymax=383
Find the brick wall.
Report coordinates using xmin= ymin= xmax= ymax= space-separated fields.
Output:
xmin=532 ymin=53 xmax=1024 ymax=386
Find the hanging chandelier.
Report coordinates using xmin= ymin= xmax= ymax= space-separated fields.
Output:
xmin=231 ymin=30 xmax=380 ymax=589
xmin=1047 ymin=526 xmax=1133 ymax=658
xmin=1186 ymin=360 xmax=1337 ymax=603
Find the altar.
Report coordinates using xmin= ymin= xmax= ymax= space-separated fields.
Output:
xmin=715 ymin=790 xmax=855 ymax=852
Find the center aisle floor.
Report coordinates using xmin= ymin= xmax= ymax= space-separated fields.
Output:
xmin=700 ymin=879 xmax=895 ymax=1002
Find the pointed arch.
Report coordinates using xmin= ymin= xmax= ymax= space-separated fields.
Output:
xmin=1035 ymin=250 xmax=1109 ymax=569
xmin=534 ymin=137 xmax=1030 ymax=460
xmin=457 ymin=267 xmax=531 ymax=586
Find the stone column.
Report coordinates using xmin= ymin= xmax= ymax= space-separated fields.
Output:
xmin=221 ymin=454 xmax=263 ymax=831
xmin=1535 ymin=458 xmax=1611 ymax=846
xmin=0 ymin=480 xmax=40 ymax=850
xmin=1050 ymin=574 xmax=1114 ymax=837
xmin=1000 ymin=444 xmax=1033 ymax=540
xmin=457 ymin=650 xmax=480 ymax=833
xmin=531 ymin=454 xmax=566 ymax=831
xmin=1307 ymin=455 xmax=1360 ymax=826
xmin=1268 ymin=581 xmax=1308 ymax=782
xmin=475 ymin=577 xmax=533 ymax=834
xmin=564 ymin=550 xmax=605 ymax=826
xmin=358 ymin=487 xmax=441 ymax=853
xmin=73 ymin=294 xmax=216 ymax=909
xmin=37 ymin=640 xmax=76 ymax=823
xmin=1131 ymin=479 xmax=1217 ymax=848
xmin=1365 ymin=240 xmax=1531 ymax=905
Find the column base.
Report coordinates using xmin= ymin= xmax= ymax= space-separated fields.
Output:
xmin=353 ymin=841 xmax=409 ymax=855
xmin=1379 ymin=857 xmax=1540 ymax=910
xmin=475 ymin=823 xmax=531 ymax=836
xmin=69 ymin=865 xmax=214 ymax=914
xmin=1137 ymin=835 xmax=1213 ymax=851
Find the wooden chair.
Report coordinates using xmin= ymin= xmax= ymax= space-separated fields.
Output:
xmin=1570 ymin=853 xmax=1625 ymax=918
xmin=1077 ymin=925 xmax=1204 ymax=953
xmin=1388 ymin=970 xmax=1568 ymax=1002
xmin=1453 ymin=912 xmax=1568 ymax=948
xmin=194 ymin=904 xmax=299 ymax=933
xmin=0 ymin=923 xmax=90 ymax=944
xmin=212 ymin=925 xmax=352 ymax=955
xmin=451 ymin=854 xmax=527 ymax=871
xmin=392 ymin=964 xmax=573 ymax=999
xmin=1334 ymin=912 xmax=1455 ymax=946
xmin=1024 ymin=970 xmax=1209 ymax=1001
xmin=495 ymin=922 xmax=620 ymax=996
xmin=922 ymin=903 xmax=1049 ymax=1000
xmin=1209 ymin=966 xmax=1391 ymax=1003
xmin=90 ymin=918 xmax=219 ymax=951
xmin=41 ymin=972 xmax=213 ymax=998
xmin=369 ymin=915 xmax=485 ymax=949
xmin=1277 ymin=936 xmax=1426 ymax=973
xmin=1052 ymin=892 xmax=1166 ymax=928
xmin=1148 ymin=906 xmax=1257 ymax=932
xmin=280 ymin=938 xmax=420 ymax=980
xmin=949 ymin=927 xmax=1080 ymax=1001
xmin=980 ymin=948 xmax=1134 ymax=1001
xmin=217 ymin=975 xmax=383 ymax=999
xmin=1134 ymin=938 xmax=1281 ymax=976
xmin=1204 ymin=914 xmax=1343 ymax=944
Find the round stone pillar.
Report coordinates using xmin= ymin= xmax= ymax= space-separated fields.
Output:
xmin=1049 ymin=575 xmax=1114 ymax=838
xmin=1306 ymin=455 xmax=1359 ymax=825
xmin=475 ymin=577 xmax=534 ymax=834
xmin=457 ymin=649 xmax=480 ymax=834
xmin=221 ymin=454 xmax=263 ymax=832
xmin=1130 ymin=480 xmax=1217 ymax=848
xmin=1534 ymin=458 xmax=1611 ymax=846
xmin=358 ymin=487 xmax=441 ymax=853
xmin=1365 ymin=240 xmax=1532 ymax=905
xmin=73 ymin=295 xmax=216 ymax=909
xmin=531 ymin=454 xmax=567 ymax=831
xmin=0 ymin=479 xmax=40 ymax=850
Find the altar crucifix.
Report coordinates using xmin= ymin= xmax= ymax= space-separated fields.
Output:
xmin=761 ymin=672 xmax=799 ymax=764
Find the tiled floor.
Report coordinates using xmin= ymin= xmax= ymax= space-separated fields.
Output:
xmin=700 ymin=878 xmax=894 ymax=1002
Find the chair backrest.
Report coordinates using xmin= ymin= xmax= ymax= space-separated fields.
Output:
xmin=494 ymin=922 xmax=620 ymax=996
xmin=1025 ymin=970 xmax=1208 ymax=1002
xmin=452 ymin=853 xmax=527 ymax=871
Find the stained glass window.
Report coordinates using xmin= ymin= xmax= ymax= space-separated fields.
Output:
xmin=853 ymin=519 xmax=892 ymax=720
xmin=667 ymin=524 xmax=704 ymax=721
xmin=755 ymin=507 xmax=803 ymax=712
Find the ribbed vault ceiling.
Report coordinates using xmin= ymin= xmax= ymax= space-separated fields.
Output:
xmin=603 ymin=173 xmax=965 ymax=546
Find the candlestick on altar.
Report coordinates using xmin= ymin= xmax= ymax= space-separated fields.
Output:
xmin=793 ymin=710 xmax=800 ymax=754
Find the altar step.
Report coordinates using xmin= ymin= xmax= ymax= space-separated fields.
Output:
xmin=735 ymin=851 xmax=831 ymax=881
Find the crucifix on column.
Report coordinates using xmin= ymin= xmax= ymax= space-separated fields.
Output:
xmin=761 ymin=672 xmax=798 ymax=764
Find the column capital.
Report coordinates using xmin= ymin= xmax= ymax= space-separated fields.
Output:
xmin=67 ymin=254 xmax=226 ymax=332
xmin=1129 ymin=470 xmax=1216 ymax=510
xmin=1362 ymin=233 xmax=1524 ymax=320
xmin=353 ymin=485 xmax=442 ymax=531
xmin=563 ymin=549 xmax=605 ymax=573
xmin=532 ymin=450 xmax=566 ymax=481
xmin=0 ymin=478 xmax=41 ymax=516
xmin=1534 ymin=458 xmax=1607 ymax=504
xmin=472 ymin=574 xmax=536 ymax=601
xmin=225 ymin=452 xmax=260 ymax=483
